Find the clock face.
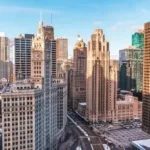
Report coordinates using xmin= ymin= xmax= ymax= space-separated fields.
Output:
xmin=33 ymin=52 xmax=41 ymax=59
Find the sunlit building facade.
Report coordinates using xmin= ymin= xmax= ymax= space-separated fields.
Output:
xmin=0 ymin=33 xmax=10 ymax=81
xmin=56 ymin=38 xmax=68 ymax=61
xmin=86 ymin=29 xmax=110 ymax=122
xmin=72 ymin=36 xmax=87 ymax=110
xmin=142 ymin=22 xmax=150 ymax=134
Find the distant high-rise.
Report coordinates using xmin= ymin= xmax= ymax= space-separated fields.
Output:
xmin=56 ymin=38 xmax=68 ymax=60
xmin=86 ymin=29 xmax=110 ymax=122
xmin=132 ymin=31 xmax=144 ymax=49
xmin=0 ymin=33 xmax=9 ymax=61
xmin=14 ymin=34 xmax=34 ymax=80
xmin=142 ymin=22 xmax=150 ymax=134
xmin=119 ymin=46 xmax=143 ymax=92
xmin=43 ymin=25 xmax=54 ymax=40
xmin=0 ymin=33 xmax=10 ymax=81
xmin=72 ymin=36 xmax=87 ymax=109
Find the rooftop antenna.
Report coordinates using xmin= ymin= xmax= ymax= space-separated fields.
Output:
xmin=40 ymin=11 xmax=43 ymax=21
xmin=39 ymin=11 xmax=43 ymax=25
xmin=51 ymin=13 xmax=53 ymax=25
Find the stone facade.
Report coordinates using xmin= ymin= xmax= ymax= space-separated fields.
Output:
xmin=86 ymin=29 xmax=110 ymax=122
xmin=72 ymin=36 xmax=87 ymax=110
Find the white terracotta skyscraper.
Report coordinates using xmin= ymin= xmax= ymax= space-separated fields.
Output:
xmin=86 ymin=29 xmax=110 ymax=122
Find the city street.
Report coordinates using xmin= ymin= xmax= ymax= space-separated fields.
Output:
xmin=68 ymin=112 xmax=104 ymax=150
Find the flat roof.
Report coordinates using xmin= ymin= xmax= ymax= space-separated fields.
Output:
xmin=104 ymin=128 xmax=150 ymax=148
xmin=132 ymin=139 xmax=150 ymax=150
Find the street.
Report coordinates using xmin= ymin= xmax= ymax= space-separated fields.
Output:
xmin=68 ymin=112 xmax=104 ymax=150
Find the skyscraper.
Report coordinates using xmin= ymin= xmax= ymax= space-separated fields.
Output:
xmin=72 ymin=36 xmax=87 ymax=109
xmin=14 ymin=34 xmax=34 ymax=80
xmin=86 ymin=29 xmax=110 ymax=122
xmin=132 ymin=31 xmax=144 ymax=49
xmin=119 ymin=46 xmax=143 ymax=92
xmin=1 ymin=20 xmax=67 ymax=150
xmin=0 ymin=33 xmax=10 ymax=81
xmin=108 ymin=60 xmax=119 ymax=121
xmin=56 ymin=38 xmax=68 ymax=60
xmin=31 ymin=20 xmax=66 ymax=149
xmin=142 ymin=22 xmax=150 ymax=134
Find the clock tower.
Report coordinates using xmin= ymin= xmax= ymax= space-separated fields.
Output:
xmin=31 ymin=20 xmax=52 ymax=89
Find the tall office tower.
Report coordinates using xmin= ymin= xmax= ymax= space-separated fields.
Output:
xmin=86 ymin=29 xmax=110 ymax=122
xmin=14 ymin=34 xmax=34 ymax=80
xmin=119 ymin=46 xmax=143 ymax=92
xmin=108 ymin=60 xmax=119 ymax=121
xmin=51 ymin=40 xmax=57 ymax=78
xmin=31 ymin=20 xmax=58 ymax=149
xmin=72 ymin=36 xmax=87 ymax=109
xmin=56 ymin=38 xmax=68 ymax=60
xmin=43 ymin=25 xmax=54 ymax=40
xmin=142 ymin=22 xmax=150 ymax=134
xmin=132 ymin=30 xmax=144 ymax=49
xmin=43 ymin=25 xmax=56 ymax=78
xmin=1 ymin=81 xmax=38 ymax=150
xmin=0 ymin=33 xmax=10 ymax=80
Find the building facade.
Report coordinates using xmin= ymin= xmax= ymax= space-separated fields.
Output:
xmin=72 ymin=36 xmax=87 ymax=110
xmin=31 ymin=20 xmax=59 ymax=149
xmin=119 ymin=47 xmax=143 ymax=92
xmin=132 ymin=31 xmax=144 ymax=49
xmin=52 ymin=78 xmax=67 ymax=143
xmin=56 ymin=38 xmax=68 ymax=61
xmin=86 ymin=29 xmax=110 ymax=122
xmin=142 ymin=22 xmax=150 ymax=134
xmin=108 ymin=60 xmax=119 ymax=121
xmin=14 ymin=34 xmax=34 ymax=80
xmin=116 ymin=95 xmax=142 ymax=121
xmin=1 ymin=81 xmax=39 ymax=150
xmin=0 ymin=33 xmax=10 ymax=81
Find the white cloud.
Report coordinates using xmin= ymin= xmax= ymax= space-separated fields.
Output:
xmin=109 ymin=26 xmax=118 ymax=31
xmin=0 ymin=5 xmax=60 ymax=14
xmin=109 ymin=20 xmax=136 ymax=31
xmin=93 ymin=21 xmax=101 ymax=25
xmin=130 ymin=25 xmax=143 ymax=31
xmin=116 ymin=20 xmax=136 ymax=25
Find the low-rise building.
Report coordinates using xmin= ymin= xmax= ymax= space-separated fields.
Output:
xmin=116 ymin=95 xmax=142 ymax=122
xmin=77 ymin=102 xmax=86 ymax=117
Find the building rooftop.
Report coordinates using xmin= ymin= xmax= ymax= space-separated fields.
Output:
xmin=132 ymin=139 xmax=150 ymax=150
xmin=104 ymin=128 xmax=150 ymax=149
xmin=1 ymin=80 xmax=41 ymax=94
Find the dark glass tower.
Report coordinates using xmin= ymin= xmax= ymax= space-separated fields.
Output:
xmin=119 ymin=47 xmax=143 ymax=92
xmin=132 ymin=31 xmax=144 ymax=49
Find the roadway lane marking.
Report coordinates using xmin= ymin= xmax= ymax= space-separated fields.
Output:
xmin=68 ymin=115 xmax=94 ymax=150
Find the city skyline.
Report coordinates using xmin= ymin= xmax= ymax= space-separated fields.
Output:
xmin=0 ymin=0 xmax=150 ymax=59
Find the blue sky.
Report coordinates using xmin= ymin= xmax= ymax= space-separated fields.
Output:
xmin=0 ymin=0 xmax=150 ymax=60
